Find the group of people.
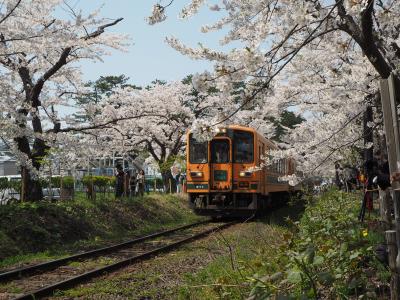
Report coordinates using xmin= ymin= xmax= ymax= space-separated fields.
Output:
xmin=175 ymin=172 xmax=186 ymax=193
xmin=334 ymin=163 xmax=363 ymax=192
xmin=115 ymin=165 xmax=145 ymax=199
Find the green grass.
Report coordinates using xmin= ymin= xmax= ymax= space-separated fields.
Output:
xmin=56 ymin=222 xmax=288 ymax=300
xmin=0 ymin=193 xmax=204 ymax=270
xmin=0 ymin=282 xmax=23 ymax=294
xmin=177 ymin=222 xmax=288 ymax=300
xmin=0 ymin=251 xmax=65 ymax=269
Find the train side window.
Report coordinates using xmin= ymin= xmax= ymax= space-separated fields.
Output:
xmin=283 ymin=159 xmax=286 ymax=174
xmin=285 ymin=159 xmax=287 ymax=174
xmin=266 ymin=148 xmax=272 ymax=171
xmin=189 ymin=134 xmax=208 ymax=163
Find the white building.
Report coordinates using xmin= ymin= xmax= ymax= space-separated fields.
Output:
xmin=0 ymin=155 xmax=18 ymax=176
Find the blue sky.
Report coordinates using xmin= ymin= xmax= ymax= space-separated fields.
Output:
xmin=77 ymin=1 xmax=228 ymax=86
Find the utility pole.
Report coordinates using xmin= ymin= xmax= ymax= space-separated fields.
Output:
xmin=380 ymin=73 xmax=400 ymax=299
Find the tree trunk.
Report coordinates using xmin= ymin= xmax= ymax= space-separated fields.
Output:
xmin=162 ymin=170 xmax=176 ymax=193
xmin=21 ymin=166 xmax=43 ymax=202
xmin=16 ymin=135 xmax=47 ymax=202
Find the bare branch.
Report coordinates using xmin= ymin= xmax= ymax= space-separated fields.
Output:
xmin=0 ymin=0 xmax=21 ymax=25
xmin=84 ymin=18 xmax=123 ymax=40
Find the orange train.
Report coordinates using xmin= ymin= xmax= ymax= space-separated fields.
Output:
xmin=186 ymin=125 xmax=299 ymax=216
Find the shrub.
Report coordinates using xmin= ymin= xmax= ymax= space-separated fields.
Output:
xmin=41 ymin=176 xmax=74 ymax=189
xmin=82 ymin=175 xmax=114 ymax=191
xmin=0 ymin=178 xmax=8 ymax=190
xmin=8 ymin=180 xmax=21 ymax=193
xmin=248 ymin=190 xmax=383 ymax=299
xmin=145 ymin=177 xmax=163 ymax=188
xmin=62 ymin=176 xmax=74 ymax=189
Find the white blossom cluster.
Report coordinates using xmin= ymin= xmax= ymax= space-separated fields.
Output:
xmin=0 ymin=0 xmax=126 ymax=178
xmin=149 ymin=0 xmax=400 ymax=180
xmin=147 ymin=4 xmax=167 ymax=25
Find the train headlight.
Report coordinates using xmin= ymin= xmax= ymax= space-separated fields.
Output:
xmin=239 ymin=171 xmax=252 ymax=177
xmin=215 ymin=127 xmax=227 ymax=134
xmin=190 ymin=171 xmax=203 ymax=177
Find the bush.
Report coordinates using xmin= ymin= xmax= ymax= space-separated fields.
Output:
xmin=145 ymin=177 xmax=163 ymax=188
xmin=82 ymin=175 xmax=114 ymax=191
xmin=248 ymin=189 xmax=385 ymax=299
xmin=93 ymin=176 xmax=110 ymax=189
xmin=41 ymin=176 xmax=74 ymax=189
xmin=62 ymin=177 xmax=74 ymax=189
xmin=8 ymin=180 xmax=21 ymax=193
xmin=0 ymin=178 xmax=8 ymax=190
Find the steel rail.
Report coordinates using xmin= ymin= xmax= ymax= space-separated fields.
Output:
xmin=0 ymin=220 xmax=210 ymax=282
xmin=15 ymin=221 xmax=237 ymax=300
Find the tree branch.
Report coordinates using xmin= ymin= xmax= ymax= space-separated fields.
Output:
xmin=0 ymin=0 xmax=22 ymax=25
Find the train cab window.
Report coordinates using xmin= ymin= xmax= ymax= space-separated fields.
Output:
xmin=233 ymin=131 xmax=254 ymax=163
xmin=211 ymin=139 xmax=230 ymax=163
xmin=189 ymin=135 xmax=208 ymax=163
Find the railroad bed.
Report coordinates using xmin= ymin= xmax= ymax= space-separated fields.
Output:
xmin=0 ymin=220 xmax=237 ymax=300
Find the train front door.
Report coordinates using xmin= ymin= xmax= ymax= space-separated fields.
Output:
xmin=210 ymin=138 xmax=232 ymax=192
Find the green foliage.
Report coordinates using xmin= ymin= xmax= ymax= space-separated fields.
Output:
xmin=157 ymin=154 xmax=186 ymax=175
xmin=8 ymin=180 xmax=21 ymax=193
xmin=108 ymin=176 xmax=116 ymax=187
xmin=74 ymin=75 xmax=141 ymax=121
xmin=248 ymin=190 xmax=386 ymax=299
xmin=41 ymin=176 xmax=74 ymax=189
xmin=145 ymin=177 xmax=163 ymax=188
xmin=93 ymin=176 xmax=109 ymax=188
xmin=62 ymin=176 xmax=75 ymax=189
xmin=0 ymin=178 xmax=21 ymax=192
xmin=270 ymin=110 xmax=305 ymax=142
xmin=0 ymin=178 xmax=8 ymax=190
xmin=82 ymin=175 xmax=115 ymax=189
xmin=158 ymin=156 xmax=177 ymax=174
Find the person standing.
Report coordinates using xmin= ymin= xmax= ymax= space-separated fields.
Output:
xmin=136 ymin=170 xmax=145 ymax=197
xmin=176 ymin=172 xmax=181 ymax=193
xmin=335 ymin=162 xmax=343 ymax=190
xmin=129 ymin=171 xmax=137 ymax=198
xmin=124 ymin=170 xmax=131 ymax=197
xmin=115 ymin=165 xmax=124 ymax=199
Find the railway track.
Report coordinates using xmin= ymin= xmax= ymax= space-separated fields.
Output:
xmin=0 ymin=220 xmax=237 ymax=300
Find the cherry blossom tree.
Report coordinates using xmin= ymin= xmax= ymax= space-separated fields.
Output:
xmin=148 ymin=0 xmax=399 ymax=176
xmin=91 ymin=80 xmax=221 ymax=191
xmin=0 ymin=0 xmax=127 ymax=201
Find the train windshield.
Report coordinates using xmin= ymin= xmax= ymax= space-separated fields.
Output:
xmin=211 ymin=139 xmax=230 ymax=163
xmin=189 ymin=135 xmax=208 ymax=163
xmin=233 ymin=131 xmax=254 ymax=163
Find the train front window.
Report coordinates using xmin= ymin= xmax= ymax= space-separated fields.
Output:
xmin=211 ymin=140 xmax=230 ymax=163
xmin=233 ymin=131 xmax=254 ymax=163
xmin=189 ymin=135 xmax=208 ymax=163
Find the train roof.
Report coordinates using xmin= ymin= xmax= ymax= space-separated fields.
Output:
xmin=187 ymin=124 xmax=278 ymax=149
xmin=226 ymin=125 xmax=277 ymax=147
